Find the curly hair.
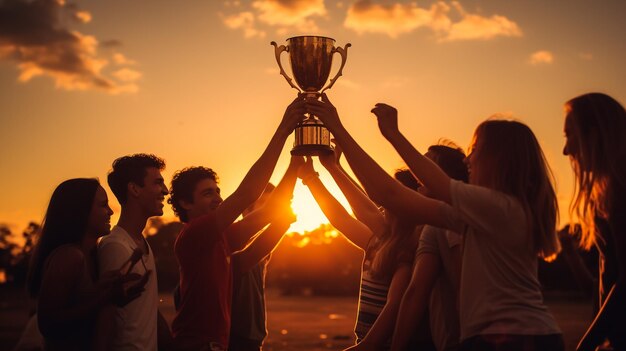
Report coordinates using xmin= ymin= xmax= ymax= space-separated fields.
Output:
xmin=169 ymin=167 xmax=219 ymax=223
xmin=107 ymin=154 xmax=165 ymax=205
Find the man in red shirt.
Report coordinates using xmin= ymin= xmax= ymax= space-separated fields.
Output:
xmin=168 ymin=97 xmax=305 ymax=350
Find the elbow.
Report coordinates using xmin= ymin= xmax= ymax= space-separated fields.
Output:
xmin=367 ymin=185 xmax=398 ymax=208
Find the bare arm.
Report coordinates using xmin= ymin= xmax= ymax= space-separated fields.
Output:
xmin=320 ymin=150 xmax=386 ymax=235
xmin=371 ymin=103 xmax=452 ymax=203
xmin=232 ymin=219 xmax=293 ymax=276
xmin=226 ymin=208 xmax=272 ymax=252
xmin=216 ymin=95 xmax=305 ymax=235
xmin=305 ymin=95 xmax=448 ymax=228
xmin=298 ymin=157 xmax=373 ymax=250
xmin=345 ymin=265 xmax=413 ymax=351
xmin=232 ymin=156 xmax=301 ymax=273
xmin=390 ymin=253 xmax=442 ymax=351
xmin=226 ymin=156 xmax=303 ymax=251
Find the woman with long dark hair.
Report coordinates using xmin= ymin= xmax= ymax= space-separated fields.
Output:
xmin=27 ymin=178 xmax=141 ymax=351
xmin=563 ymin=92 xmax=626 ymax=350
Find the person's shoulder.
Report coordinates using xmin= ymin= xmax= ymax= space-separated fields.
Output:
xmin=98 ymin=226 xmax=132 ymax=250
xmin=450 ymin=180 xmax=523 ymax=216
xmin=177 ymin=212 xmax=223 ymax=246
xmin=417 ymin=226 xmax=441 ymax=255
xmin=186 ymin=212 xmax=219 ymax=230
xmin=46 ymin=244 xmax=85 ymax=269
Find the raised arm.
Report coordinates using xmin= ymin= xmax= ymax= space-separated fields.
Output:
xmin=371 ymin=103 xmax=452 ymax=203
xmin=298 ymin=157 xmax=373 ymax=250
xmin=390 ymin=253 xmax=443 ymax=351
xmin=319 ymin=146 xmax=386 ymax=235
xmin=231 ymin=157 xmax=302 ymax=268
xmin=232 ymin=214 xmax=294 ymax=276
xmin=215 ymin=95 xmax=305 ymax=234
xmin=305 ymin=95 xmax=448 ymax=228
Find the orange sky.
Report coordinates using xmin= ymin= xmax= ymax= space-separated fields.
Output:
xmin=1 ymin=0 xmax=625 ymax=237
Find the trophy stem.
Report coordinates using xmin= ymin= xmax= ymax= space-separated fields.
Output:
xmin=291 ymin=114 xmax=333 ymax=156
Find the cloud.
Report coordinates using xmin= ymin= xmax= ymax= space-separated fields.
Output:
xmin=529 ymin=50 xmax=554 ymax=65
xmin=443 ymin=2 xmax=522 ymax=41
xmin=380 ymin=76 xmax=411 ymax=89
xmin=223 ymin=11 xmax=266 ymax=38
xmin=221 ymin=0 xmax=327 ymax=37
xmin=0 ymin=0 xmax=140 ymax=94
xmin=579 ymin=52 xmax=593 ymax=61
xmin=112 ymin=68 xmax=142 ymax=82
xmin=336 ymin=78 xmax=361 ymax=90
xmin=73 ymin=10 xmax=92 ymax=24
xmin=100 ymin=39 xmax=123 ymax=48
xmin=112 ymin=53 xmax=136 ymax=65
xmin=344 ymin=0 xmax=522 ymax=41
xmin=345 ymin=1 xmax=450 ymax=38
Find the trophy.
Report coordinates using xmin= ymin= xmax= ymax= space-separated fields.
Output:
xmin=271 ymin=36 xmax=351 ymax=156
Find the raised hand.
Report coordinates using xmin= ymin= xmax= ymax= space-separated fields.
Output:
xmin=278 ymin=93 xmax=307 ymax=136
xmin=319 ymin=139 xmax=342 ymax=170
xmin=96 ymin=268 xmax=144 ymax=307
xmin=305 ymin=93 xmax=342 ymax=132
xmin=370 ymin=103 xmax=399 ymax=140
xmin=297 ymin=157 xmax=318 ymax=181
xmin=114 ymin=271 xmax=151 ymax=307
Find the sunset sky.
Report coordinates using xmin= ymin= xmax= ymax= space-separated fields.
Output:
xmin=1 ymin=0 xmax=625 ymax=237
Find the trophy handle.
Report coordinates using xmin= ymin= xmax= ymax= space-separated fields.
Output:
xmin=321 ymin=43 xmax=351 ymax=94
xmin=271 ymin=41 xmax=301 ymax=93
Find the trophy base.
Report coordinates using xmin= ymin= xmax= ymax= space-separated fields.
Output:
xmin=290 ymin=144 xmax=334 ymax=156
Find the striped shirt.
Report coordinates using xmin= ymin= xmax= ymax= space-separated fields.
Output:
xmin=355 ymin=261 xmax=391 ymax=343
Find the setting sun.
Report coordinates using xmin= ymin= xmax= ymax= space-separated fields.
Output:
xmin=285 ymin=169 xmax=356 ymax=235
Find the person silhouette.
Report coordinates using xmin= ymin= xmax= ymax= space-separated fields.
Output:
xmin=98 ymin=154 xmax=172 ymax=350
xmin=306 ymin=95 xmax=564 ymax=351
xmin=168 ymin=97 xmax=304 ymax=351
xmin=563 ymin=92 xmax=626 ymax=351
xmin=27 ymin=178 xmax=143 ymax=350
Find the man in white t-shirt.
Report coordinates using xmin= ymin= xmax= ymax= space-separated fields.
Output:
xmin=98 ymin=153 xmax=172 ymax=350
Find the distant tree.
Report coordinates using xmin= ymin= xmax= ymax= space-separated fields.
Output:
xmin=0 ymin=225 xmax=17 ymax=283
xmin=267 ymin=223 xmax=362 ymax=296
xmin=0 ymin=222 xmax=40 ymax=286
xmin=146 ymin=221 xmax=183 ymax=292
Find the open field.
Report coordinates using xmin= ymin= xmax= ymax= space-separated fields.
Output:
xmin=2 ymin=288 xmax=591 ymax=351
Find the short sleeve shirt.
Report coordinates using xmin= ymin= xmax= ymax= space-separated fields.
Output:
xmin=443 ymin=180 xmax=561 ymax=340
xmin=97 ymin=226 xmax=159 ymax=351
xmin=172 ymin=212 xmax=240 ymax=348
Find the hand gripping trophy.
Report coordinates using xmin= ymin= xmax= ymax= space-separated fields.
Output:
xmin=271 ymin=36 xmax=351 ymax=156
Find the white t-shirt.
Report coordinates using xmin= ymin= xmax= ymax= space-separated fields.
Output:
xmin=97 ymin=225 xmax=158 ymax=351
xmin=443 ymin=180 xmax=561 ymax=340
xmin=416 ymin=226 xmax=461 ymax=351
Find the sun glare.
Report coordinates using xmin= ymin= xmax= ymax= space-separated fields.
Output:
xmin=288 ymin=177 xmax=352 ymax=235
xmin=289 ymin=182 xmax=329 ymax=234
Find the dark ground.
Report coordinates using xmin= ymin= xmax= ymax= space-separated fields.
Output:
xmin=1 ymin=287 xmax=591 ymax=351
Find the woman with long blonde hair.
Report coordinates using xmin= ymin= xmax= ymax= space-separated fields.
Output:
xmin=306 ymin=95 xmax=564 ymax=350
xmin=563 ymin=92 xmax=626 ymax=350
